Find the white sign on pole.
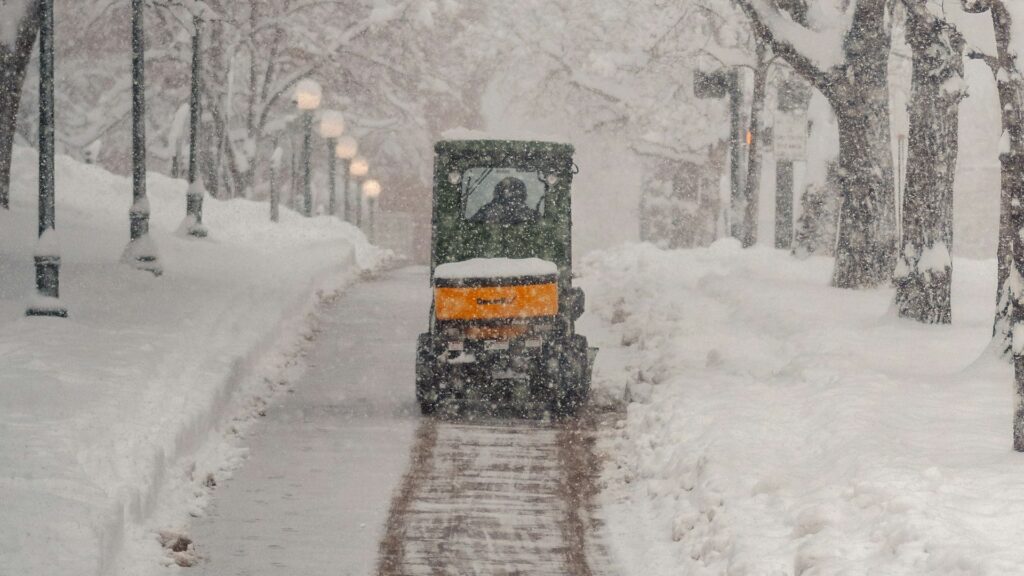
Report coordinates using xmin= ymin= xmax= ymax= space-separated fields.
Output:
xmin=773 ymin=112 xmax=808 ymax=162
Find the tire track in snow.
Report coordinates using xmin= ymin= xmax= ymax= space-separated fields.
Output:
xmin=377 ymin=414 xmax=613 ymax=575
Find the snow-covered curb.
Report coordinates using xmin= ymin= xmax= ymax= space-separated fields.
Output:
xmin=112 ymin=262 xmax=377 ymax=574
xmin=0 ymin=147 xmax=388 ymax=576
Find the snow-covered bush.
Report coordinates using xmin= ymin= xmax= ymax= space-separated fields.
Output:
xmin=792 ymin=163 xmax=840 ymax=259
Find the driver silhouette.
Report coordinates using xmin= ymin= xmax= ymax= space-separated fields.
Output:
xmin=469 ymin=177 xmax=539 ymax=225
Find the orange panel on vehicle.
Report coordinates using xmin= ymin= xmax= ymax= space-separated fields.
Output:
xmin=435 ymin=284 xmax=558 ymax=320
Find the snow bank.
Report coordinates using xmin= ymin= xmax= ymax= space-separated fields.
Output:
xmin=434 ymin=257 xmax=558 ymax=280
xmin=0 ymin=147 xmax=386 ymax=576
xmin=578 ymin=243 xmax=1024 ymax=575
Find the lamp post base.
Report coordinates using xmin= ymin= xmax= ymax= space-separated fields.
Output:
xmin=122 ymin=235 xmax=163 ymax=277
xmin=184 ymin=182 xmax=208 ymax=238
xmin=26 ymin=305 xmax=68 ymax=318
xmin=26 ymin=255 xmax=67 ymax=318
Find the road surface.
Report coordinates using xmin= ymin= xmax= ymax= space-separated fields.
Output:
xmin=192 ymin=267 xmax=611 ymax=575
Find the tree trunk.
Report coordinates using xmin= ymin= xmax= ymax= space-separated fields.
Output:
xmin=742 ymin=42 xmax=769 ymax=248
xmin=894 ymin=3 xmax=964 ymax=324
xmin=957 ymin=0 xmax=1024 ymax=351
xmin=994 ymin=168 xmax=1013 ymax=347
xmin=1009 ymin=151 xmax=1024 ymax=450
xmin=987 ymin=2 xmax=1024 ymax=450
xmin=830 ymin=99 xmax=898 ymax=288
xmin=0 ymin=1 xmax=41 ymax=210
xmin=956 ymin=0 xmax=1024 ymax=448
xmin=733 ymin=0 xmax=898 ymax=288
xmin=991 ymin=6 xmax=1024 ymax=350
xmin=830 ymin=0 xmax=898 ymax=289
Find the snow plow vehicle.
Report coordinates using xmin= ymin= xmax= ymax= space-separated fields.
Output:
xmin=416 ymin=138 xmax=595 ymax=416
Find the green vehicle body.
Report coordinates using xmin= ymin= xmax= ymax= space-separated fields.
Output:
xmin=416 ymin=138 xmax=594 ymax=416
xmin=431 ymin=139 xmax=575 ymax=280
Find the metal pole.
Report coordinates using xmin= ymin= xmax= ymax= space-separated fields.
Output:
xmin=355 ymin=188 xmax=362 ymax=229
xmin=185 ymin=15 xmax=207 ymax=237
xmin=125 ymin=0 xmax=161 ymax=274
xmin=270 ymin=163 xmax=279 ymax=222
xmin=775 ymin=161 xmax=794 ymax=248
xmin=270 ymin=141 xmax=280 ymax=223
xmin=290 ymin=133 xmax=298 ymax=211
xmin=897 ymin=134 xmax=905 ymax=246
xmin=341 ymin=159 xmax=350 ymax=222
xmin=729 ymin=70 xmax=743 ymax=240
xmin=301 ymin=111 xmax=313 ymax=217
xmin=26 ymin=0 xmax=66 ymax=318
xmin=372 ymin=194 xmax=380 ymax=239
xmin=327 ymin=139 xmax=337 ymax=216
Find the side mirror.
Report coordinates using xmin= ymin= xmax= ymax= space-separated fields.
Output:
xmin=564 ymin=287 xmax=585 ymax=321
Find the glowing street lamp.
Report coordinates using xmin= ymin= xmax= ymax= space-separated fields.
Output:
xmin=362 ymin=179 xmax=381 ymax=242
xmin=350 ymin=155 xmax=369 ymax=177
xmin=335 ymin=136 xmax=358 ymax=222
xmin=293 ymin=79 xmax=322 ymax=217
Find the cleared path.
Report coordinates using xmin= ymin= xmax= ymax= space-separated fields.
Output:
xmin=378 ymin=416 xmax=610 ymax=575
xmin=192 ymin=267 xmax=613 ymax=575
xmin=193 ymin=267 xmax=430 ymax=576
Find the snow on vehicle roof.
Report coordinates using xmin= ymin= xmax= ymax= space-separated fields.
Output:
xmin=441 ymin=127 xmax=567 ymax=145
xmin=434 ymin=257 xmax=558 ymax=280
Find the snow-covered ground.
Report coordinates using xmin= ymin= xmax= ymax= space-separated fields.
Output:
xmin=189 ymin=269 xmax=427 ymax=576
xmin=579 ymin=240 xmax=1024 ymax=575
xmin=0 ymin=148 xmax=385 ymax=576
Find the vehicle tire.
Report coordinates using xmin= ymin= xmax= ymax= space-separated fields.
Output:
xmin=415 ymin=333 xmax=438 ymax=415
xmin=565 ymin=334 xmax=589 ymax=414
xmin=551 ymin=336 xmax=589 ymax=418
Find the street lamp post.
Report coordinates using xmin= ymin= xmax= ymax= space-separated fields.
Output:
xmin=335 ymin=136 xmax=358 ymax=222
xmin=319 ymin=110 xmax=345 ymax=216
xmin=362 ymin=179 xmax=381 ymax=243
xmin=184 ymin=14 xmax=208 ymax=238
xmin=349 ymin=155 xmax=369 ymax=228
xmin=293 ymin=79 xmax=322 ymax=217
xmin=124 ymin=0 xmax=162 ymax=275
xmin=26 ymin=0 xmax=66 ymax=318
xmin=270 ymin=144 xmax=283 ymax=222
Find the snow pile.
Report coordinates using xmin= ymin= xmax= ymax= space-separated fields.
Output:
xmin=0 ymin=147 xmax=386 ymax=576
xmin=0 ymin=0 xmax=31 ymax=47
xmin=434 ymin=257 xmax=558 ymax=280
xmin=577 ymin=241 xmax=1024 ymax=575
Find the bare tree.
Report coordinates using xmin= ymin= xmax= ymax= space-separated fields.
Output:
xmin=0 ymin=0 xmax=40 ymax=210
xmin=959 ymin=0 xmax=1024 ymax=449
xmin=732 ymin=0 xmax=897 ymax=288
xmin=894 ymin=1 xmax=965 ymax=324
xmin=960 ymin=0 xmax=1024 ymax=356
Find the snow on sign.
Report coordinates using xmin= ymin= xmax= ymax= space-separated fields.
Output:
xmin=773 ymin=112 xmax=808 ymax=162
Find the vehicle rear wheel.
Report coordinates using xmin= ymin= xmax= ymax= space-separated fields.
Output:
xmin=550 ymin=335 xmax=590 ymax=417
xmin=415 ymin=333 xmax=439 ymax=415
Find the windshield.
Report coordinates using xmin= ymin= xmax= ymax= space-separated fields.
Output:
xmin=462 ymin=167 xmax=547 ymax=224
